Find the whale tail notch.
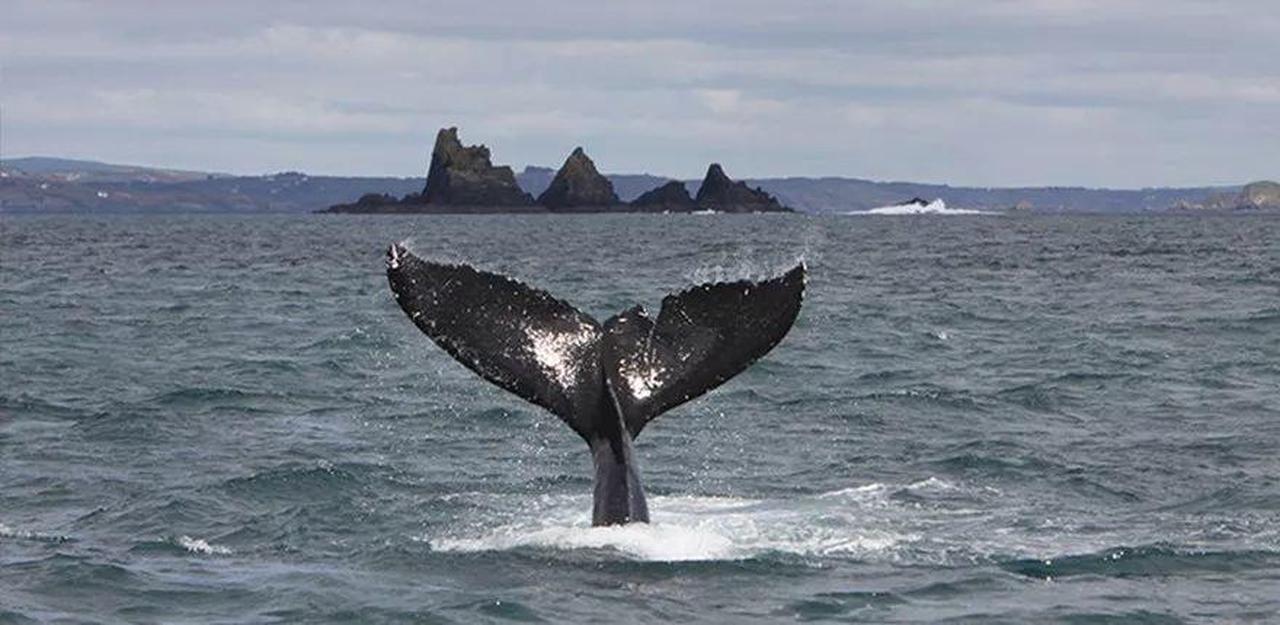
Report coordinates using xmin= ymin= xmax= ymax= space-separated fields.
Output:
xmin=386 ymin=243 xmax=804 ymax=440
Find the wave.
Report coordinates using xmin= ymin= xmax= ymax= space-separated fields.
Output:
xmin=847 ymin=199 xmax=995 ymax=215
xmin=177 ymin=535 xmax=232 ymax=555
xmin=0 ymin=609 xmax=38 ymax=625
xmin=1001 ymin=544 xmax=1280 ymax=579
xmin=146 ymin=386 xmax=278 ymax=407
xmin=0 ymin=393 xmax=91 ymax=421
xmin=128 ymin=535 xmax=233 ymax=556
xmin=0 ymin=522 xmax=72 ymax=544
xmin=220 ymin=462 xmax=373 ymax=502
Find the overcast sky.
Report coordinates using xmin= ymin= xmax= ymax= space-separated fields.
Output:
xmin=2 ymin=0 xmax=1276 ymax=187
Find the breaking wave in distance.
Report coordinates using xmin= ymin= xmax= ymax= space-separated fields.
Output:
xmin=850 ymin=199 xmax=995 ymax=215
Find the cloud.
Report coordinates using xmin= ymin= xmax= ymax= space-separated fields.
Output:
xmin=1 ymin=0 xmax=1277 ymax=186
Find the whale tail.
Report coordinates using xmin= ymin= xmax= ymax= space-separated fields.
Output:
xmin=385 ymin=243 xmax=804 ymax=441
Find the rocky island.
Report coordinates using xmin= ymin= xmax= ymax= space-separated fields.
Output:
xmin=420 ymin=128 xmax=535 ymax=208
xmin=693 ymin=163 xmax=789 ymax=213
xmin=324 ymin=127 xmax=793 ymax=214
xmin=631 ymin=180 xmax=695 ymax=212
xmin=326 ymin=127 xmax=537 ymax=213
xmin=536 ymin=147 xmax=624 ymax=212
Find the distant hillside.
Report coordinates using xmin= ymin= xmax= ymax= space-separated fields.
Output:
xmin=1 ymin=159 xmax=422 ymax=214
xmin=746 ymin=177 xmax=1238 ymax=213
xmin=2 ymin=157 xmax=220 ymax=184
xmin=1172 ymin=180 xmax=1280 ymax=212
xmin=0 ymin=156 xmax=1253 ymax=214
xmin=523 ymin=170 xmax=1235 ymax=213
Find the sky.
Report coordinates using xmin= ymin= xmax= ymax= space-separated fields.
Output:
xmin=1 ymin=0 xmax=1277 ymax=187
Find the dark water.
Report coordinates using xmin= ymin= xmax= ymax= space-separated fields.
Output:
xmin=2 ymin=213 xmax=1278 ymax=624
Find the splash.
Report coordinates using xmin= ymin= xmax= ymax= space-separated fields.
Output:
xmin=686 ymin=252 xmax=807 ymax=287
xmin=428 ymin=488 xmax=917 ymax=562
xmin=435 ymin=521 xmax=738 ymax=561
xmin=850 ymin=199 xmax=994 ymax=215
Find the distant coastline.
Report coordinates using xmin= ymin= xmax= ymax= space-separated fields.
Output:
xmin=1 ymin=154 xmax=1274 ymax=215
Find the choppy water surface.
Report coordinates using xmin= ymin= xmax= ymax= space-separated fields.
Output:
xmin=2 ymin=214 xmax=1278 ymax=624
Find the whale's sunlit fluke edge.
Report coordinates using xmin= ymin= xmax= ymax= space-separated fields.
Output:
xmin=385 ymin=243 xmax=804 ymax=526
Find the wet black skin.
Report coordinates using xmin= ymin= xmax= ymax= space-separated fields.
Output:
xmin=589 ymin=382 xmax=650 ymax=525
xmin=385 ymin=243 xmax=803 ymax=526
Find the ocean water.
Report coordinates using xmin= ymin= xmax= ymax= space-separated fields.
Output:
xmin=2 ymin=213 xmax=1278 ymax=624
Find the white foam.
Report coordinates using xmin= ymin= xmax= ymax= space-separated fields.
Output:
xmin=436 ymin=521 xmax=737 ymax=561
xmin=428 ymin=489 xmax=916 ymax=562
xmin=177 ymin=535 xmax=232 ymax=555
xmin=0 ymin=522 xmax=67 ymax=542
xmin=907 ymin=476 xmax=958 ymax=490
xmin=850 ymin=199 xmax=993 ymax=215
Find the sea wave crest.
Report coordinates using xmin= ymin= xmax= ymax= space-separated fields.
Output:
xmin=177 ymin=535 xmax=232 ymax=555
xmin=850 ymin=199 xmax=994 ymax=215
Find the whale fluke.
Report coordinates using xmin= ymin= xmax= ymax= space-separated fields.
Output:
xmin=386 ymin=242 xmax=804 ymax=525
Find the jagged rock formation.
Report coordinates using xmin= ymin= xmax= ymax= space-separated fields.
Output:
xmin=423 ymin=128 xmax=534 ymax=206
xmin=536 ymin=147 xmax=621 ymax=211
xmin=694 ymin=164 xmax=790 ymax=212
xmin=630 ymin=180 xmax=695 ymax=212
